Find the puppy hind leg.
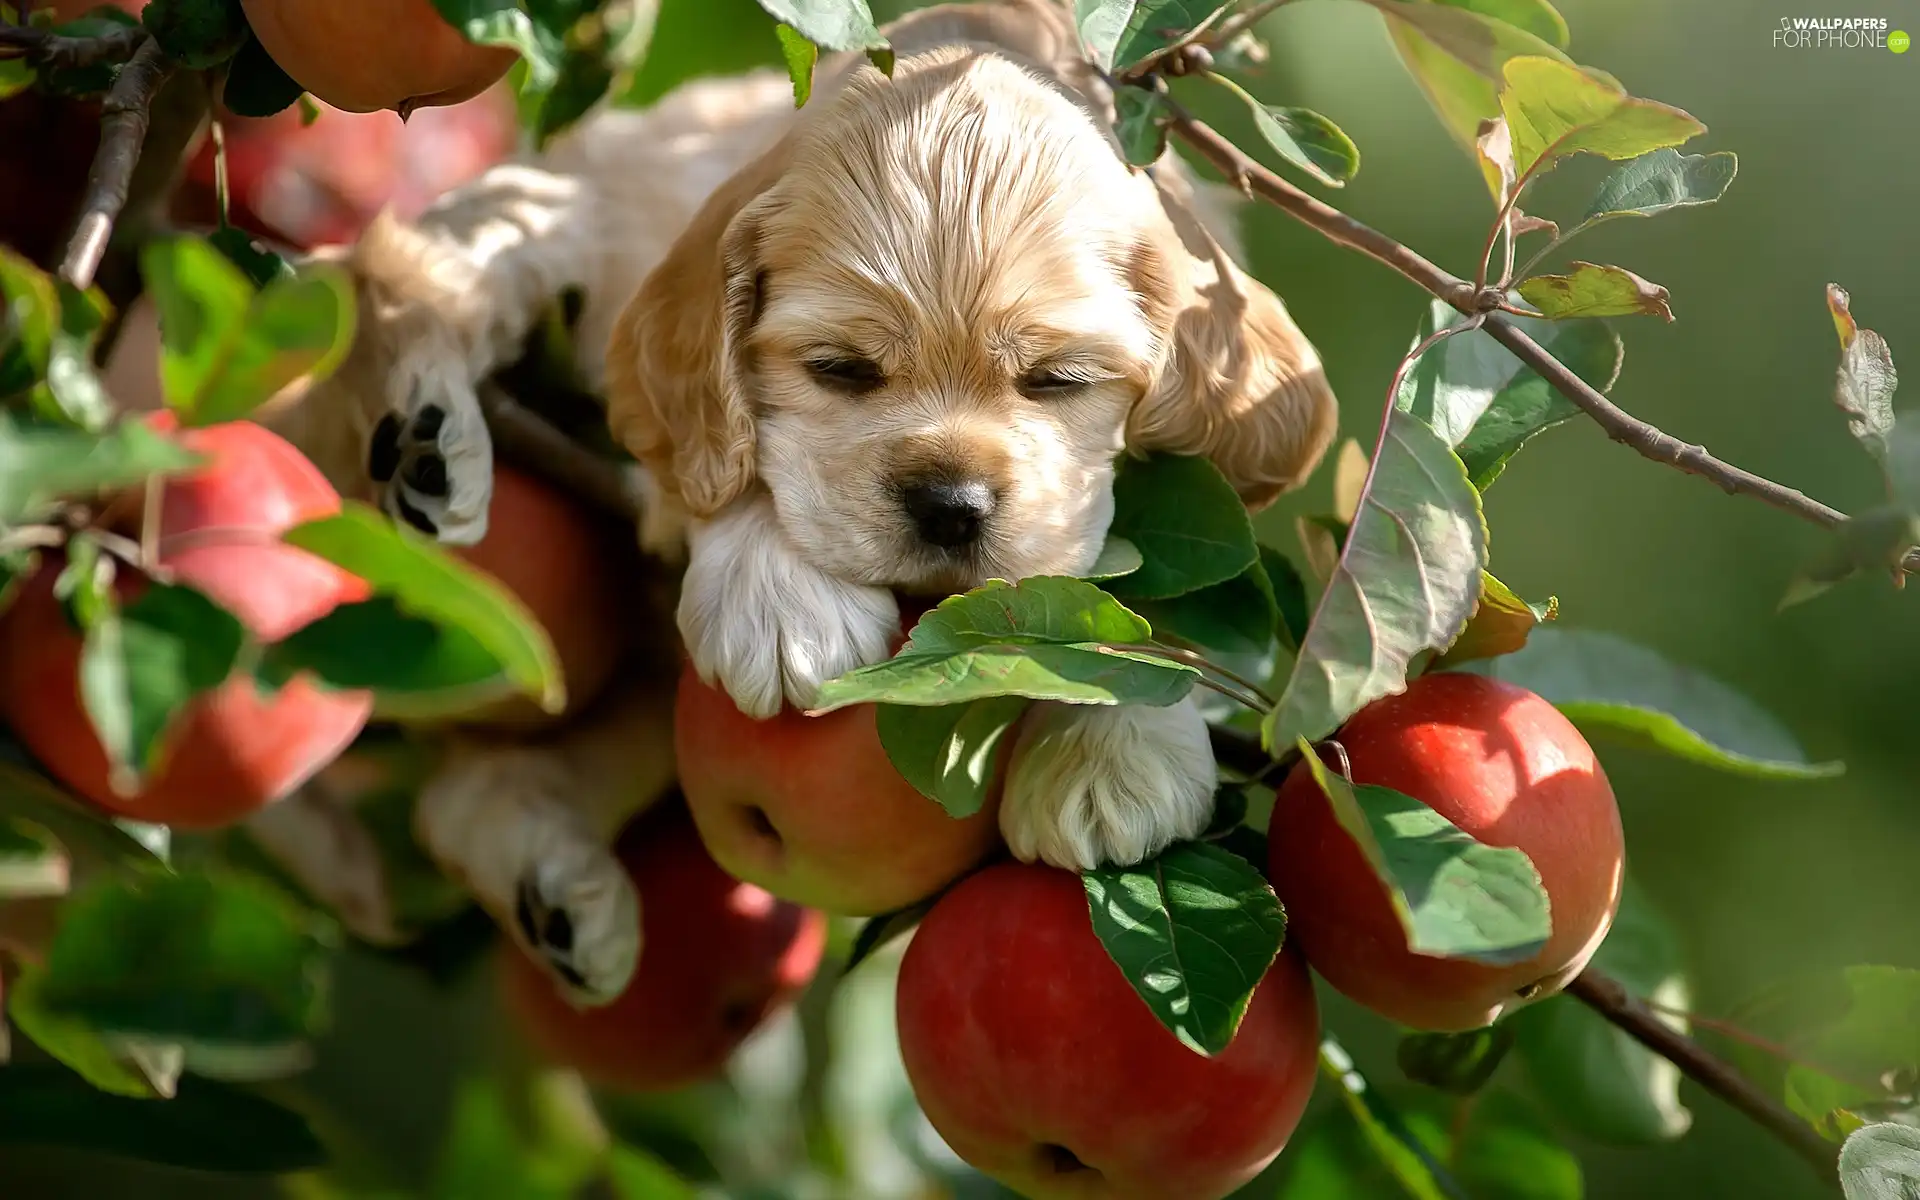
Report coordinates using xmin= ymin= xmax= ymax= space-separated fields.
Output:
xmin=412 ymin=678 xmax=678 ymax=1007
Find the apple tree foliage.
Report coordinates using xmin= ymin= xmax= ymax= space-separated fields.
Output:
xmin=1 ymin=0 xmax=1918 ymax=1197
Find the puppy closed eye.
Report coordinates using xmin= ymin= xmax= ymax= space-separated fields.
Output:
xmin=804 ymin=355 xmax=887 ymax=395
xmin=1017 ymin=366 xmax=1101 ymax=400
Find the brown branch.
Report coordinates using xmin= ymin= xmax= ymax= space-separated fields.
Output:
xmin=1159 ymin=101 xmax=1919 ymax=573
xmin=476 ymin=382 xmax=642 ymax=524
xmin=0 ymin=20 xmax=145 ymax=69
xmin=59 ymin=35 xmax=175 ymax=290
xmin=1566 ymin=971 xmax=1841 ymax=1181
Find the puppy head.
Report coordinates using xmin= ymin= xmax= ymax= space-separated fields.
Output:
xmin=607 ymin=45 xmax=1337 ymax=592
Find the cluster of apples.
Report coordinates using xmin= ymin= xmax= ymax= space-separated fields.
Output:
xmin=666 ymin=634 xmax=1625 ymax=1197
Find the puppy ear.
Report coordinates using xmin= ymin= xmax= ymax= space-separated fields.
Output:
xmin=1126 ymin=181 xmax=1339 ymax=512
xmin=605 ymin=146 xmax=788 ymax=519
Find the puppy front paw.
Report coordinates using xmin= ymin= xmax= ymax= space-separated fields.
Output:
xmin=367 ymin=364 xmax=493 ymax=546
xmin=1000 ymin=697 xmax=1217 ymax=871
xmin=678 ymin=497 xmax=900 ymax=718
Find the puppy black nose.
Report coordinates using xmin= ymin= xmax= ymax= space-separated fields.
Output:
xmin=901 ymin=478 xmax=995 ymax=549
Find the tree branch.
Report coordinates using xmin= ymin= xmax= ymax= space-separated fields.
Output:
xmin=477 ymin=383 xmax=644 ymax=524
xmin=59 ymin=35 xmax=175 ymax=290
xmin=0 ymin=21 xmax=145 ymax=69
xmin=1565 ymin=971 xmax=1841 ymax=1181
xmin=1158 ymin=100 xmax=1918 ymax=572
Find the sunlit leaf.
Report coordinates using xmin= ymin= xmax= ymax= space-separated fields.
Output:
xmin=1827 ymin=283 xmax=1900 ymax=465
xmin=1499 ymin=55 xmax=1706 ymax=185
xmin=1432 ymin=571 xmax=1557 ymax=668
xmin=1108 ymin=453 xmax=1258 ymax=600
xmin=874 ymin=696 xmax=1026 ymax=818
xmin=814 ymin=577 xmax=1197 ymax=711
xmin=1841 ymin=1123 xmax=1920 ymax=1199
xmin=1211 ymin=74 xmax=1359 ymax=186
xmin=1516 ymin=261 xmax=1674 ymax=321
xmin=1263 ymin=411 xmax=1486 ymax=752
xmin=1294 ymin=740 xmax=1551 ymax=965
xmin=1083 ymin=840 xmax=1287 ymax=1056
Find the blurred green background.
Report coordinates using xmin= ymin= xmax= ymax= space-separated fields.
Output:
xmin=4 ymin=0 xmax=1917 ymax=1196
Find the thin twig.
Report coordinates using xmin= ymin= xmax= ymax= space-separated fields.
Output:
xmin=0 ymin=20 xmax=145 ymax=68
xmin=1567 ymin=971 xmax=1841 ymax=1180
xmin=1157 ymin=99 xmax=1919 ymax=573
xmin=1148 ymin=641 xmax=1277 ymax=710
xmin=60 ymin=35 xmax=174 ymax=290
xmin=476 ymin=382 xmax=643 ymax=524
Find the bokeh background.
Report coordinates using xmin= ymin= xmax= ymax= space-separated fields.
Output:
xmin=3 ymin=0 xmax=1916 ymax=1196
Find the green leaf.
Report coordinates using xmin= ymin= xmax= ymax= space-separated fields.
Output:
xmin=77 ymin=581 xmax=249 ymax=794
xmin=1511 ymin=877 xmax=1694 ymax=1144
xmin=1134 ymin=562 xmax=1279 ymax=656
xmin=1369 ymin=0 xmax=1574 ymax=148
xmin=1498 ymin=55 xmax=1707 ymax=185
xmin=1082 ymin=840 xmax=1287 ymax=1056
xmin=1394 ymin=300 xmax=1623 ymax=488
xmin=1107 ymin=453 xmax=1258 ymax=600
xmin=1398 ymin=1024 xmax=1515 ymax=1094
xmin=0 ymin=245 xmax=58 ymax=398
xmin=1453 ymin=1089 xmax=1584 ymax=1200
xmin=1828 ymin=284 xmax=1900 ymax=465
xmin=0 ymin=1064 xmax=326 ymax=1173
xmin=1075 ymin=0 xmax=1137 ymax=71
xmin=256 ymin=594 xmax=515 ymax=718
xmin=431 ymin=0 xmax=562 ymax=88
xmin=1263 ymin=411 xmax=1487 ymax=752
xmin=1466 ymin=626 xmax=1844 ymax=780
xmin=1111 ymin=0 xmax=1231 ymax=72
xmin=143 ymin=238 xmax=356 ymax=426
xmin=0 ymin=763 xmax=169 ymax=877
xmin=874 ymin=695 xmax=1025 ymax=818
xmin=0 ymin=54 xmax=31 ymax=101
xmin=1575 ymin=147 xmax=1738 ymax=230
xmin=1516 ymin=261 xmax=1674 ymax=321
xmin=281 ymin=503 xmax=565 ymax=714
xmin=1315 ymin=1037 xmax=1461 ymax=1200
xmin=773 ymin=22 xmax=818 ymax=107
xmin=1081 ymin=534 xmax=1143 ymax=582
xmin=1421 ymin=0 xmax=1568 ymax=48
xmin=1261 ymin=545 xmax=1311 ymax=652
xmin=753 ymin=0 xmax=888 ymax=54
xmin=222 ymin=32 xmax=306 ymax=118
xmin=194 ymin=265 xmax=356 ymax=425
xmin=37 ymin=869 xmax=335 ymax=1078
xmin=5 ymin=966 xmax=178 ymax=1099
xmin=1432 ymin=570 xmax=1556 ymax=669
xmin=1841 ymin=1124 xmax=1920 ymax=1200
xmin=1210 ymin=74 xmax=1359 ymax=187
xmin=208 ymin=225 xmax=295 ymax=289
xmin=1783 ymin=506 xmax=1920 ymax=609
xmin=1777 ymin=967 xmax=1920 ymax=1140
xmin=1294 ymin=741 xmax=1552 ymax=965
xmin=143 ymin=236 xmax=255 ymax=409
xmin=813 ymin=577 xmax=1197 ymax=712
xmin=1113 ymin=85 xmax=1170 ymax=167
xmin=141 ymin=0 xmax=248 ymax=68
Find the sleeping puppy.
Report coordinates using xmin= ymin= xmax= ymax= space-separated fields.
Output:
xmin=604 ymin=0 xmax=1337 ymax=869
xmin=267 ymin=0 xmax=1336 ymax=997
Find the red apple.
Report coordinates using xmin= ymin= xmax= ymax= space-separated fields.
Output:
xmin=172 ymin=85 xmax=516 ymax=252
xmin=0 ymin=418 xmax=372 ymax=828
xmin=1266 ymin=671 xmax=1625 ymax=1032
xmin=237 ymin=0 xmax=518 ymax=116
xmin=896 ymin=862 xmax=1321 ymax=1200
xmin=499 ymin=804 xmax=829 ymax=1092
xmin=675 ymin=654 xmax=1007 ymax=917
xmin=446 ymin=464 xmax=641 ymax=730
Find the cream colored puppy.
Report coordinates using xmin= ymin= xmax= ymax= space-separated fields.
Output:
xmin=269 ymin=0 xmax=1336 ymax=994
